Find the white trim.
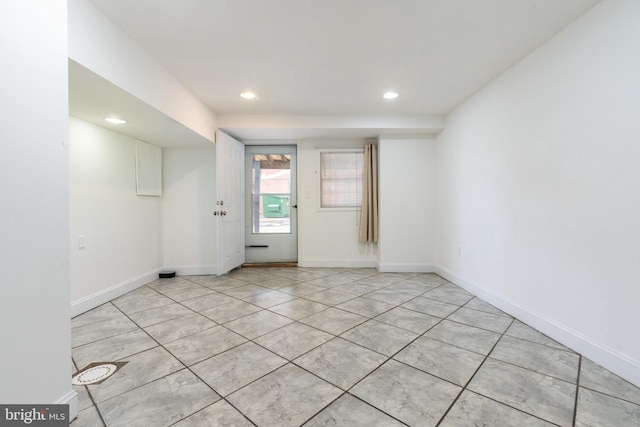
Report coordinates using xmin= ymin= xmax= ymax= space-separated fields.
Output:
xmin=164 ymin=265 xmax=217 ymax=276
xmin=298 ymin=259 xmax=376 ymax=268
xmin=57 ymin=389 xmax=79 ymax=422
xmin=377 ymin=263 xmax=435 ymax=273
xmin=70 ymin=269 xmax=161 ymax=317
xmin=435 ymin=265 xmax=640 ymax=389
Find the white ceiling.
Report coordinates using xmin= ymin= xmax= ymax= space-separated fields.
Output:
xmin=69 ymin=60 xmax=214 ymax=147
xmin=74 ymin=0 xmax=599 ymax=142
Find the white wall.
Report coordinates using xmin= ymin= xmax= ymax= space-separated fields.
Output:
xmin=69 ymin=117 xmax=163 ymax=315
xmin=0 ymin=0 xmax=75 ymax=410
xmin=378 ymin=137 xmax=437 ymax=272
xmin=436 ymin=0 xmax=640 ymax=386
xmin=68 ymin=0 xmax=217 ymax=142
xmin=298 ymin=140 xmax=377 ymax=267
xmin=163 ymin=148 xmax=217 ymax=274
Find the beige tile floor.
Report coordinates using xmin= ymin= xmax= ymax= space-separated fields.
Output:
xmin=70 ymin=268 xmax=640 ymax=426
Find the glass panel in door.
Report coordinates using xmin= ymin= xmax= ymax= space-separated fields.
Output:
xmin=251 ymin=154 xmax=291 ymax=234
xmin=245 ymin=146 xmax=298 ymax=263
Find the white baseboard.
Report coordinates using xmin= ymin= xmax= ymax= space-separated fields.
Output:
xmin=435 ymin=264 xmax=640 ymax=389
xmin=164 ymin=265 xmax=217 ymax=276
xmin=70 ymin=269 xmax=161 ymax=317
xmin=298 ymin=259 xmax=377 ymax=268
xmin=57 ymin=389 xmax=79 ymax=422
xmin=377 ymin=262 xmax=435 ymax=273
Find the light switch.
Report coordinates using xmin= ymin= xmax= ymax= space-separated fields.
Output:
xmin=78 ymin=235 xmax=86 ymax=249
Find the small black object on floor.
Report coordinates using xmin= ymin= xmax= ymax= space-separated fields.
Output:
xmin=159 ymin=271 xmax=176 ymax=278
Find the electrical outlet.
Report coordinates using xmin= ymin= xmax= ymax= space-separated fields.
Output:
xmin=78 ymin=235 xmax=86 ymax=249
xmin=457 ymin=246 xmax=461 ymax=256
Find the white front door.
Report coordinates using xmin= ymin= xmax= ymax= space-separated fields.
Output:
xmin=216 ymin=131 xmax=245 ymax=275
xmin=245 ymin=146 xmax=298 ymax=263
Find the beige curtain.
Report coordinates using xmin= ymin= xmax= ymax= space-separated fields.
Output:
xmin=359 ymin=144 xmax=378 ymax=243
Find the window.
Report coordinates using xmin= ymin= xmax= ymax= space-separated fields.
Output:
xmin=251 ymin=153 xmax=292 ymax=233
xmin=320 ymin=151 xmax=363 ymax=208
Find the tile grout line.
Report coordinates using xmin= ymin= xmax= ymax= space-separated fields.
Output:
xmin=324 ymin=286 xmax=469 ymax=426
xmin=576 ymin=383 xmax=640 ymax=408
xmin=172 ymin=288 xmax=375 ymax=406
xmin=205 ymin=300 xmax=393 ymax=395
xmin=183 ymin=270 xmax=462 ymax=419
xmin=572 ymin=355 xmax=582 ymax=427
xmin=297 ymin=391 xmax=349 ymax=427
xmin=70 ymin=269 xmax=435 ymax=422
xmin=435 ymin=313 xmax=571 ymax=426
xmin=434 ymin=316 xmax=515 ymax=426
xmin=88 ymin=297 xmax=257 ymax=425
xmin=141 ymin=276 xmax=369 ymax=377
xmin=178 ymin=272 xmax=445 ymax=425
xmin=71 ymin=358 xmax=107 ymax=427
xmin=341 ymin=393 xmax=410 ymax=426
xmin=76 ymin=300 xmax=174 ymax=425
xmin=70 ymin=271 xmax=464 ymax=422
xmin=75 ymin=269 xmax=596 ymax=426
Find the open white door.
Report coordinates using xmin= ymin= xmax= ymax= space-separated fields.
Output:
xmin=216 ymin=131 xmax=245 ymax=275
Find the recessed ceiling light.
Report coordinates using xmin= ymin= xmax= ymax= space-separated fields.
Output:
xmin=104 ymin=117 xmax=127 ymax=124
xmin=240 ymin=91 xmax=257 ymax=100
xmin=383 ymin=92 xmax=399 ymax=100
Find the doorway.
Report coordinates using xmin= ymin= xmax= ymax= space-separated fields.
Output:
xmin=244 ymin=146 xmax=298 ymax=263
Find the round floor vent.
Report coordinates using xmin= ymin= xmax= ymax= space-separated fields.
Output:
xmin=72 ymin=362 xmax=127 ymax=386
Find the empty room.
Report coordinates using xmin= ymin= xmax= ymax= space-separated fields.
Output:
xmin=2 ymin=0 xmax=639 ymax=426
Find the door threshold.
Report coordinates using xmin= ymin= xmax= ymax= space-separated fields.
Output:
xmin=242 ymin=262 xmax=298 ymax=268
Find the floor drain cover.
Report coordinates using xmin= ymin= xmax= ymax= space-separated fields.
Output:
xmin=72 ymin=362 xmax=127 ymax=386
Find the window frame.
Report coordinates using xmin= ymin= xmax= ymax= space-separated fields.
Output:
xmin=317 ymin=148 xmax=364 ymax=212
